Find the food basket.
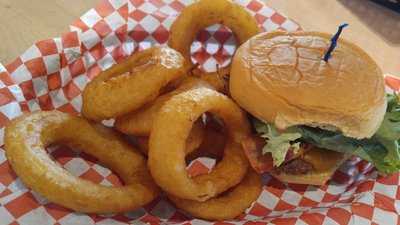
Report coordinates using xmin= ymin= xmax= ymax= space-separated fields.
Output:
xmin=0 ymin=0 xmax=398 ymax=224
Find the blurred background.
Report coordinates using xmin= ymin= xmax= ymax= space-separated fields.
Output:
xmin=0 ymin=0 xmax=398 ymax=75
xmin=269 ymin=0 xmax=400 ymax=75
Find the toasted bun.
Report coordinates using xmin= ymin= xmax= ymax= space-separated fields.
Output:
xmin=271 ymin=149 xmax=349 ymax=186
xmin=230 ymin=31 xmax=386 ymax=139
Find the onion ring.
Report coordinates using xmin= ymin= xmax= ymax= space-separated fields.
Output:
xmin=168 ymin=0 xmax=260 ymax=71
xmin=192 ymin=67 xmax=230 ymax=94
xmin=169 ymin=170 xmax=262 ymax=220
xmin=82 ymin=46 xmax=186 ymax=121
xmin=148 ymin=87 xmax=251 ymax=201
xmin=4 ymin=111 xmax=159 ymax=213
xmin=186 ymin=115 xmax=227 ymax=162
xmin=115 ymin=77 xmax=212 ymax=136
xmin=134 ymin=120 xmax=205 ymax=156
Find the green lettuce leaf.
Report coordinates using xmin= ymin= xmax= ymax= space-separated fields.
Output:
xmin=253 ymin=93 xmax=400 ymax=174
xmin=253 ymin=120 xmax=301 ymax=167
xmin=376 ymin=93 xmax=400 ymax=140
xmin=373 ymin=93 xmax=400 ymax=173
xmin=294 ymin=126 xmax=398 ymax=174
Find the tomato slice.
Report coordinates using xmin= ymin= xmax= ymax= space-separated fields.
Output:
xmin=242 ymin=136 xmax=311 ymax=174
xmin=241 ymin=135 xmax=274 ymax=173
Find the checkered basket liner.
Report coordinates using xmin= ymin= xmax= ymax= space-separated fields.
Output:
xmin=0 ymin=0 xmax=398 ymax=224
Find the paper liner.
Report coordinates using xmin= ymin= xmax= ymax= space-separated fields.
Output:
xmin=0 ymin=0 xmax=398 ymax=224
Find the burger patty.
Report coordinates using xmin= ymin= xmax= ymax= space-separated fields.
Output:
xmin=275 ymin=158 xmax=314 ymax=175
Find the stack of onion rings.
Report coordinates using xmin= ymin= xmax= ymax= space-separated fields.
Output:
xmin=168 ymin=170 xmax=262 ymax=220
xmin=148 ymin=87 xmax=251 ymax=201
xmin=192 ymin=68 xmax=230 ymax=94
xmin=134 ymin=120 xmax=205 ymax=156
xmin=5 ymin=111 xmax=159 ymax=213
xmin=4 ymin=0 xmax=264 ymax=220
xmin=82 ymin=46 xmax=186 ymax=121
xmin=185 ymin=114 xmax=227 ymax=162
xmin=115 ymin=77 xmax=212 ymax=136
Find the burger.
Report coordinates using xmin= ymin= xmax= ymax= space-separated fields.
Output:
xmin=230 ymin=30 xmax=400 ymax=185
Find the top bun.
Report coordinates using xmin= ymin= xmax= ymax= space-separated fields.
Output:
xmin=230 ymin=31 xmax=386 ymax=139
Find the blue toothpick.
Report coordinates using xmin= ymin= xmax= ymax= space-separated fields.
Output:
xmin=323 ymin=23 xmax=349 ymax=62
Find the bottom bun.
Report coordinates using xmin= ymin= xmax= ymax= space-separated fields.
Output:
xmin=270 ymin=154 xmax=349 ymax=186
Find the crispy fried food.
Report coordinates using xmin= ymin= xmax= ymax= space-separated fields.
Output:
xmin=115 ymin=77 xmax=212 ymax=136
xmin=4 ymin=111 xmax=159 ymax=213
xmin=148 ymin=87 xmax=251 ymax=201
xmin=242 ymin=135 xmax=274 ymax=174
xmin=168 ymin=0 xmax=260 ymax=70
xmin=169 ymin=170 xmax=262 ymax=220
xmin=192 ymin=67 xmax=230 ymax=94
xmin=134 ymin=120 xmax=205 ymax=156
xmin=82 ymin=46 xmax=186 ymax=121
xmin=186 ymin=115 xmax=227 ymax=162
xmin=135 ymin=136 xmax=149 ymax=155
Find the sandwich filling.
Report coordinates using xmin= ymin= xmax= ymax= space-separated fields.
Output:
xmin=248 ymin=93 xmax=400 ymax=175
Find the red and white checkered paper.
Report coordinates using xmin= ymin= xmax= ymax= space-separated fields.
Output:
xmin=0 ymin=0 xmax=398 ymax=224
